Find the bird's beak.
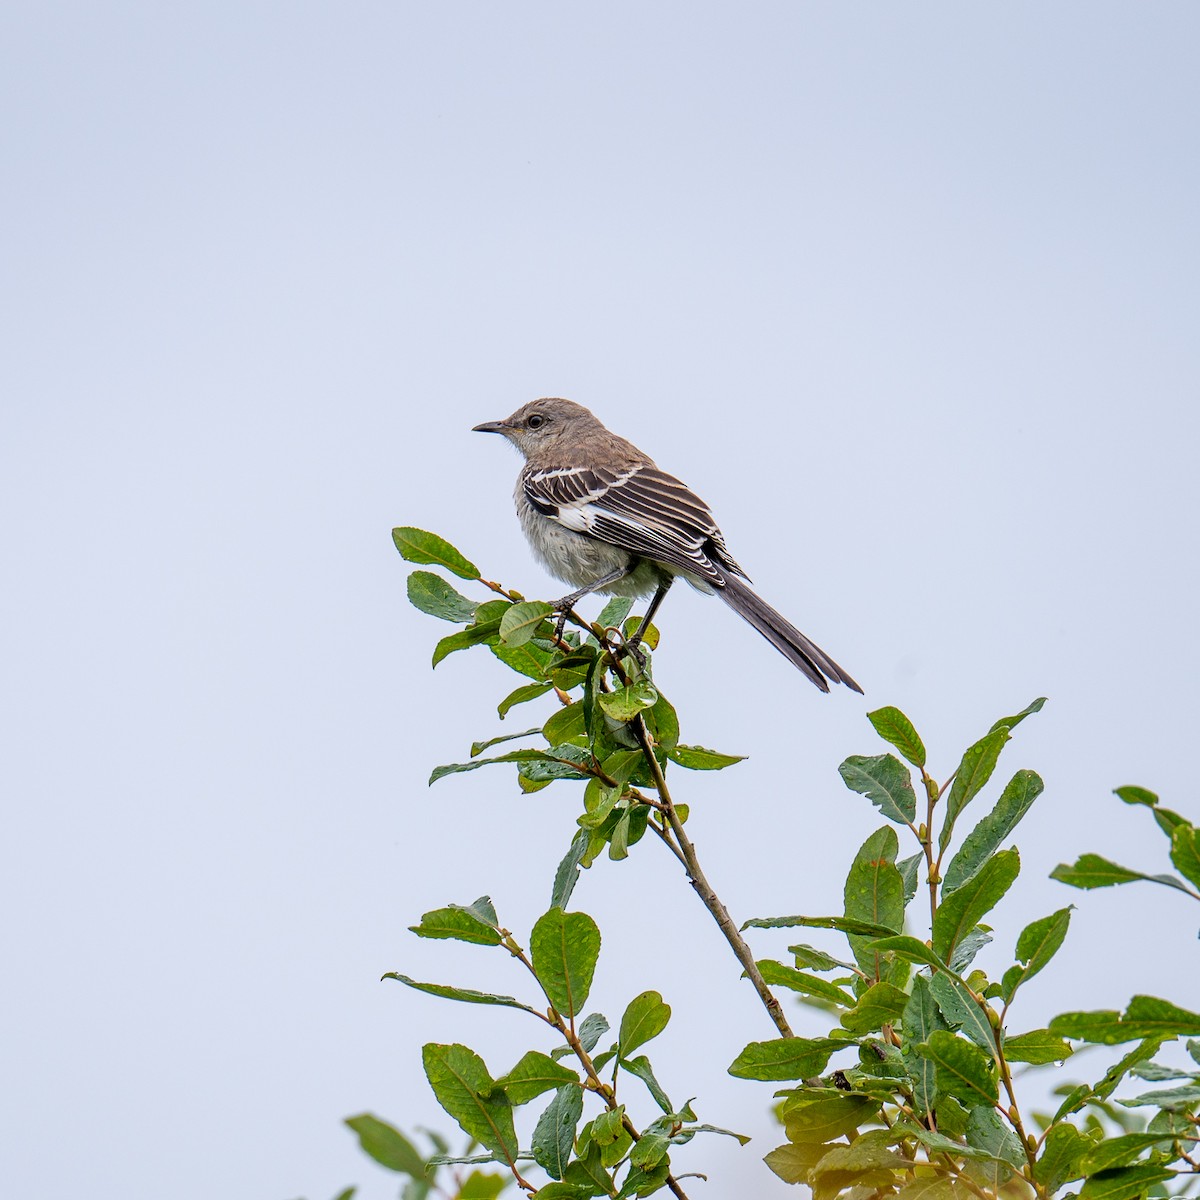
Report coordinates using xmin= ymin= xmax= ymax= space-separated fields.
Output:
xmin=472 ymin=419 xmax=508 ymax=434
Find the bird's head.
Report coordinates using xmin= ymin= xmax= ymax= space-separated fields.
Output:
xmin=472 ymin=397 xmax=604 ymax=458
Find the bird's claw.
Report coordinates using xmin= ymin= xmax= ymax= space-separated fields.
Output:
xmin=552 ymin=607 xmax=569 ymax=643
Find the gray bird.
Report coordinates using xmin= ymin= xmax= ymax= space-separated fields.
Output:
xmin=473 ymin=398 xmax=862 ymax=694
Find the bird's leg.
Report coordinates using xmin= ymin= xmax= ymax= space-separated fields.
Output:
xmin=622 ymin=574 xmax=674 ymax=662
xmin=549 ymin=565 xmax=634 ymax=641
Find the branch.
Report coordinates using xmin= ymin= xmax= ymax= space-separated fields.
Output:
xmin=508 ymin=942 xmax=691 ymax=1199
xmin=633 ymin=715 xmax=795 ymax=1040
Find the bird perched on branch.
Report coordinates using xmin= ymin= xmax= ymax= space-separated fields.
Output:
xmin=473 ymin=398 xmax=862 ymax=694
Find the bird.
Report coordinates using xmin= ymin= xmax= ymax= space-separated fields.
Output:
xmin=472 ymin=398 xmax=862 ymax=694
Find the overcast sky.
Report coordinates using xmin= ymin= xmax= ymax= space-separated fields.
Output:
xmin=3 ymin=5 xmax=1198 ymax=1198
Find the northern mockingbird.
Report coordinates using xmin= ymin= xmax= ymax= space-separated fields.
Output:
xmin=473 ymin=398 xmax=862 ymax=694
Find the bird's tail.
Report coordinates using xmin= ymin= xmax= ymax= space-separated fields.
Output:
xmin=714 ymin=572 xmax=863 ymax=694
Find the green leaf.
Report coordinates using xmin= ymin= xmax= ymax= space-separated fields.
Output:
xmin=496 ymin=1051 xmax=580 ymax=1105
xmin=628 ymin=1132 xmax=670 ymax=1170
xmin=616 ymin=1161 xmax=667 ymax=1197
xmin=809 ymin=1129 xmax=910 ymax=1183
xmin=426 ymin=1151 xmax=504 ymax=1166
xmin=868 ymin=935 xmax=951 ymax=974
xmin=384 ymin=975 xmax=539 ymax=1017
xmin=839 ymin=753 xmax=918 ymax=824
xmin=839 ymin=981 xmax=909 ymax=1034
xmin=470 ymin=727 xmax=543 ymax=757
xmin=551 ymin=829 xmax=589 ymax=911
xmin=948 ymin=926 xmax=993 ymax=974
xmin=457 ymin=1173 xmax=508 ymax=1200
xmin=1091 ymin=1037 xmax=1170 ymax=1103
xmin=1078 ymin=1165 xmax=1177 ymax=1200
xmin=902 ymin=975 xmax=949 ymax=1117
xmin=666 ymin=744 xmax=746 ymax=770
xmin=1001 ymin=906 xmax=1072 ymax=1003
xmin=742 ymin=914 xmax=899 ymax=936
xmin=1169 ymin=823 xmax=1200 ymax=889
xmin=608 ymin=808 xmax=633 ymax=861
xmin=428 ymin=748 xmax=561 ymax=786
xmin=1050 ymin=996 xmax=1200 ymax=1044
xmin=728 ymin=1036 xmax=848 ymax=1081
xmin=1080 ymin=1132 xmax=1196 ymax=1174
xmin=563 ymin=1143 xmax=615 ymax=1194
xmin=619 ymin=991 xmax=672 ymax=1055
xmin=780 ymin=1093 xmax=882 ymax=1142
xmin=531 ymin=1184 xmax=592 ymax=1200
xmin=866 ymin=706 xmax=927 ymax=767
xmin=549 ymin=649 xmax=596 ymax=691
xmin=893 ymin=1180 xmax=961 ymax=1200
xmin=1115 ymin=784 xmax=1158 ymax=808
xmin=963 ymin=1106 xmax=1026 ymax=1191
xmin=939 ymin=727 xmax=1009 ymax=852
xmin=622 ymin=617 xmax=660 ymax=654
xmin=1034 ymin=1121 xmax=1088 ymax=1191
xmin=530 ymin=909 xmax=602 ymax=1018
xmin=1131 ymin=1061 xmax=1193 ymax=1081
xmin=578 ymin=1012 xmax=610 ymax=1052
xmin=591 ymin=1104 xmax=626 ymax=1146
xmin=432 ymin=619 xmax=504 ymax=667
xmin=408 ymin=904 xmax=502 ymax=946
xmin=620 ymin=1054 xmax=674 ymax=1113
xmin=392 ymin=527 xmax=480 ymax=580
xmin=1051 ymin=854 xmax=1144 ymax=888
xmin=492 ymin=637 xmax=555 ymax=681
xmin=499 ymin=601 xmax=554 ymax=646
xmin=897 ymin=852 xmax=922 ymax=906
xmin=543 ymin=702 xmax=587 ymax=746
xmin=344 ymin=1114 xmax=426 ymax=1176
xmin=593 ymin=596 xmax=635 ymax=633
xmin=520 ymin=744 xmax=592 ymax=782
xmin=764 ymin=1140 xmax=831 ymax=1184
xmin=597 ymin=680 xmax=658 ymax=721
xmin=927 ymin=972 xmax=996 ymax=1051
xmin=1051 ymin=853 xmax=1197 ymax=896
xmin=932 ymin=847 xmax=1020 ymax=963
xmin=788 ymin=944 xmax=859 ymax=973
xmin=989 ymin=696 xmax=1047 ymax=733
xmin=898 ymin=1120 xmax=990 ymax=1161
xmin=944 ymin=770 xmax=1043 ymax=892
xmin=916 ymin=1030 xmax=999 ymax=1106
xmin=644 ymin=691 xmax=679 ymax=752
xmin=421 ymin=1043 xmax=517 ymax=1162
xmin=843 ymin=826 xmax=905 ymax=979
xmin=532 ymin=1084 xmax=584 ymax=1180
xmin=454 ymin=895 xmax=500 ymax=925
xmin=1116 ymin=1083 xmax=1200 ymax=1109
xmin=497 ymin=681 xmax=553 ymax=718
xmin=406 ymin=570 xmax=479 ymax=622
xmin=680 ymin=1123 xmax=751 ymax=1146
xmin=756 ymin=960 xmax=856 ymax=1007
xmin=1003 ymin=1029 xmax=1073 ymax=1064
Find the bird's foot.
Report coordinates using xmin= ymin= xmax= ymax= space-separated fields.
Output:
xmin=549 ymin=594 xmax=585 ymax=644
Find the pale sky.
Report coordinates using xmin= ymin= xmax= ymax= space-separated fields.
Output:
xmin=3 ymin=5 xmax=1198 ymax=1198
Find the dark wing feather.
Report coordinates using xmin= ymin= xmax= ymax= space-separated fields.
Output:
xmin=525 ymin=464 xmax=747 ymax=584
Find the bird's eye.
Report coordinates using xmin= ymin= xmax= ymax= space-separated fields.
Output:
xmin=527 ymin=413 xmax=546 ymax=429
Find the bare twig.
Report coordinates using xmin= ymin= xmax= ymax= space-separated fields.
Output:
xmin=632 ymin=714 xmax=795 ymax=1040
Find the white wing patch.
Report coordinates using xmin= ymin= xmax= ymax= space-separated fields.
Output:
xmin=555 ymin=503 xmax=597 ymax=533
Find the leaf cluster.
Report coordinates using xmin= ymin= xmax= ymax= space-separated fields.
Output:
xmin=340 ymin=528 xmax=1200 ymax=1200
xmin=738 ymin=704 xmax=1199 ymax=1200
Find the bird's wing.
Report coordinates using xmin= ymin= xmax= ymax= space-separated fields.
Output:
xmin=523 ymin=464 xmax=748 ymax=583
